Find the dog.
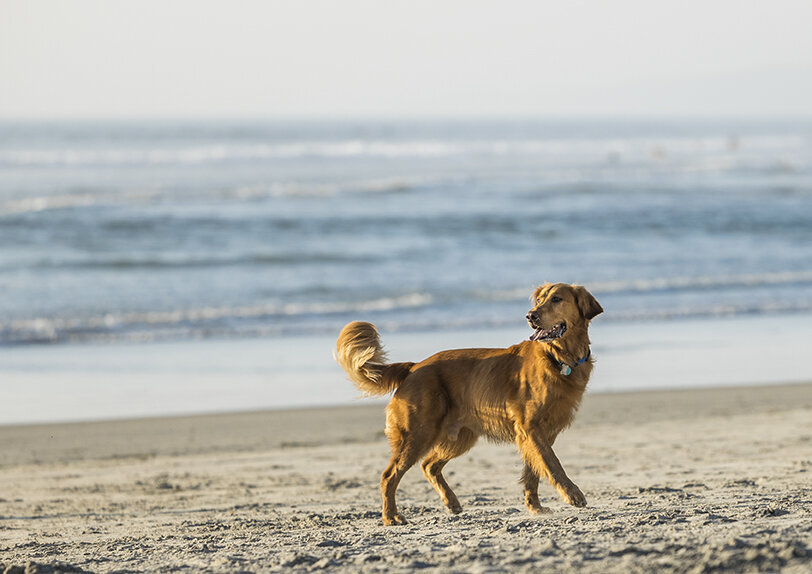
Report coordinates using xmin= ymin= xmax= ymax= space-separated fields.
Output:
xmin=334 ymin=283 xmax=603 ymax=525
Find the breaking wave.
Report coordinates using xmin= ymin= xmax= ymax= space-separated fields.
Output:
xmin=4 ymin=271 xmax=812 ymax=345
xmin=0 ymin=293 xmax=435 ymax=345
xmin=1 ymin=134 xmax=806 ymax=167
xmin=486 ymin=271 xmax=812 ymax=302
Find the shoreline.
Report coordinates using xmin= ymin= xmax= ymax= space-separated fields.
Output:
xmin=2 ymin=311 xmax=812 ymax=426
xmin=1 ymin=381 xmax=809 ymax=464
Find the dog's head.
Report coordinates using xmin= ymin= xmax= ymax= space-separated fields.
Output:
xmin=526 ymin=283 xmax=603 ymax=342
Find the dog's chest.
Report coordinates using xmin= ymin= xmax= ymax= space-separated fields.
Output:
xmin=524 ymin=373 xmax=587 ymax=437
xmin=540 ymin=393 xmax=581 ymax=435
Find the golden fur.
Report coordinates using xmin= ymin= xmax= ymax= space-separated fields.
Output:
xmin=335 ymin=283 xmax=603 ymax=525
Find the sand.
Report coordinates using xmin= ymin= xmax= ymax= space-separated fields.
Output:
xmin=1 ymin=383 xmax=810 ymax=573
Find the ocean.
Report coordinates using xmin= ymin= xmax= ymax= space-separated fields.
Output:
xmin=1 ymin=119 xmax=811 ymax=423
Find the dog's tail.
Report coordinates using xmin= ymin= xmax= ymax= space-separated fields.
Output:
xmin=334 ymin=321 xmax=414 ymax=396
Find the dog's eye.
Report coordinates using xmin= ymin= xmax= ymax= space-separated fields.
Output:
xmin=550 ymin=296 xmax=562 ymax=303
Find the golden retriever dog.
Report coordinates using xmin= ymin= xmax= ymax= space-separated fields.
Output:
xmin=334 ymin=283 xmax=603 ymax=525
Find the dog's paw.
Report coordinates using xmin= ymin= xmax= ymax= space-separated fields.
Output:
xmin=527 ymin=504 xmax=553 ymax=515
xmin=445 ymin=503 xmax=463 ymax=515
xmin=562 ymin=484 xmax=587 ymax=507
xmin=383 ymin=513 xmax=408 ymax=526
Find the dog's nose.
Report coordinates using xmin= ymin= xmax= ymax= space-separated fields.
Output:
xmin=526 ymin=311 xmax=539 ymax=323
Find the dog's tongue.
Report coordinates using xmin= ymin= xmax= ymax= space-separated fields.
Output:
xmin=529 ymin=322 xmax=566 ymax=342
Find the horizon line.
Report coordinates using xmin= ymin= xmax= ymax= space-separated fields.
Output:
xmin=2 ymin=113 xmax=812 ymax=124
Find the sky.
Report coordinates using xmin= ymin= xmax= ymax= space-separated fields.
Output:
xmin=1 ymin=0 xmax=812 ymax=120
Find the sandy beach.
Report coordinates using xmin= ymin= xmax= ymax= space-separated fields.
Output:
xmin=1 ymin=382 xmax=810 ymax=573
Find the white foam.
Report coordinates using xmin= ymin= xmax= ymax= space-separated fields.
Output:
xmin=0 ymin=293 xmax=435 ymax=344
xmin=0 ymin=189 xmax=162 ymax=215
xmin=488 ymin=271 xmax=812 ymax=302
xmin=0 ymin=175 xmax=434 ymax=214
xmin=591 ymin=271 xmax=812 ymax=294
xmin=1 ymin=133 xmax=806 ymax=167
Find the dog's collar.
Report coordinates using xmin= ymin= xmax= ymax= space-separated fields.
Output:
xmin=547 ymin=348 xmax=591 ymax=376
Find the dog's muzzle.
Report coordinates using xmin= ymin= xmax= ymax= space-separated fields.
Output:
xmin=527 ymin=312 xmax=567 ymax=342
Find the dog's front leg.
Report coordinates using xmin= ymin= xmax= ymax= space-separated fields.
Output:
xmin=516 ymin=431 xmax=586 ymax=508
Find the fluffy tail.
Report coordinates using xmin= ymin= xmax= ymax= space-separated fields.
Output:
xmin=334 ymin=321 xmax=413 ymax=396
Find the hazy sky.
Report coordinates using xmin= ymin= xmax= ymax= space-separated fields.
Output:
xmin=2 ymin=0 xmax=812 ymax=120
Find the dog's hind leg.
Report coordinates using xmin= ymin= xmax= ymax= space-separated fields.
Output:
xmin=421 ymin=427 xmax=477 ymax=514
xmin=521 ymin=463 xmax=552 ymax=514
xmin=381 ymin=398 xmax=440 ymax=526
xmin=381 ymin=450 xmax=418 ymax=526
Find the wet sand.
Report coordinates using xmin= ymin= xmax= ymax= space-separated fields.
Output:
xmin=1 ymin=383 xmax=810 ymax=573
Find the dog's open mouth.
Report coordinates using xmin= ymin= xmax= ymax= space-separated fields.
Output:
xmin=529 ymin=322 xmax=567 ymax=342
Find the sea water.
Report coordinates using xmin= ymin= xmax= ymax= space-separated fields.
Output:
xmin=1 ymin=119 xmax=811 ymax=423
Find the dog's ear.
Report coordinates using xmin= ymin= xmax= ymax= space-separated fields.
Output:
xmin=573 ymin=286 xmax=603 ymax=320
